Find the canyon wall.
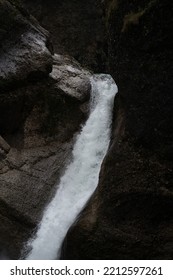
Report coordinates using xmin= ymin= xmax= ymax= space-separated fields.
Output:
xmin=61 ymin=0 xmax=173 ymax=259
xmin=0 ymin=0 xmax=173 ymax=259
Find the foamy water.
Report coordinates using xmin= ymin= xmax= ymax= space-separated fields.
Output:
xmin=25 ymin=74 xmax=118 ymax=260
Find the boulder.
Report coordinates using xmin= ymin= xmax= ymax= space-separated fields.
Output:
xmin=50 ymin=54 xmax=91 ymax=102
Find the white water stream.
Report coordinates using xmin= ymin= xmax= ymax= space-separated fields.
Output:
xmin=26 ymin=74 xmax=118 ymax=260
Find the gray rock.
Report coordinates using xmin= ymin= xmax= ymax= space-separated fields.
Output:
xmin=50 ymin=54 xmax=91 ymax=102
xmin=0 ymin=0 xmax=53 ymax=89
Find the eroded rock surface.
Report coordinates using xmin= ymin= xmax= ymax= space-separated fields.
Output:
xmin=0 ymin=69 xmax=91 ymax=259
xmin=50 ymin=54 xmax=91 ymax=102
xmin=23 ymin=0 xmax=107 ymax=72
xmin=0 ymin=1 xmax=91 ymax=258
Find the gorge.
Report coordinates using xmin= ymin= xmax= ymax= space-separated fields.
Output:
xmin=0 ymin=0 xmax=173 ymax=260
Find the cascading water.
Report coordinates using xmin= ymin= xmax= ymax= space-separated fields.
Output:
xmin=25 ymin=74 xmax=118 ymax=260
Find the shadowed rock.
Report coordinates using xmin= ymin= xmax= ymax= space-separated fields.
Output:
xmin=0 ymin=0 xmax=53 ymax=90
xmin=61 ymin=0 xmax=173 ymax=260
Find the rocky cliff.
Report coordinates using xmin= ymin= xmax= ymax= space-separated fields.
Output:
xmin=0 ymin=0 xmax=173 ymax=260
xmin=23 ymin=0 xmax=107 ymax=72
xmin=61 ymin=0 xmax=173 ymax=259
xmin=0 ymin=0 xmax=91 ymax=259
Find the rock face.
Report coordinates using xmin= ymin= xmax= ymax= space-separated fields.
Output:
xmin=0 ymin=0 xmax=53 ymax=89
xmin=23 ymin=0 xmax=107 ymax=72
xmin=50 ymin=54 xmax=91 ymax=102
xmin=1 ymin=0 xmax=173 ymax=260
xmin=61 ymin=0 xmax=173 ymax=259
xmin=0 ymin=1 xmax=91 ymax=259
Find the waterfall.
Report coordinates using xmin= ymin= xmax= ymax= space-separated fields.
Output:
xmin=25 ymin=74 xmax=118 ymax=260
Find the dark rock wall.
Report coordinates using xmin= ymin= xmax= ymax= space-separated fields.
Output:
xmin=108 ymin=0 xmax=173 ymax=151
xmin=1 ymin=0 xmax=173 ymax=260
xmin=23 ymin=0 xmax=107 ymax=72
xmin=0 ymin=0 xmax=53 ymax=90
xmin=61 ymin=0 xmax=173 ymax=259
